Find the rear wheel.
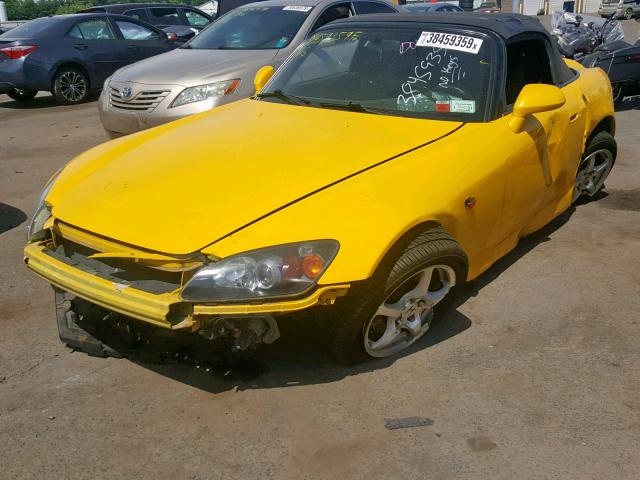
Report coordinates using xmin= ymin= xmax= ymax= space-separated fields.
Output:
xmin=573 ymin=131 xmax=616 ymax=202
xmin=6 ymin=88 xmax=37 ymax=101
xmin=328 ymin=227 xmax=467 ymax=364
xmin=624 ymin=8 xmax=633 ymax=19
xmin=53 ymin=67 xmax=90 ymax=104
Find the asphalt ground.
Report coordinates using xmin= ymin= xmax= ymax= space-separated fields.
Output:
xmin=1 ymin=17 xmax=639 ymax=480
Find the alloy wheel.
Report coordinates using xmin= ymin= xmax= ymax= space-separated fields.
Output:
xmin=573 ymin=148 xmax=613 ymax=201
xmin=363 ymin=265 xmax=455 ymax=358
xmin=59 ymin=71 xmax=87 ymax=103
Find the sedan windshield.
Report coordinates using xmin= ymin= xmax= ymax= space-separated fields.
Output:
xmin=258 ymin=28 xmax=495 ymax=121
xmin=186 ymin=5 xmax=312 ymax=50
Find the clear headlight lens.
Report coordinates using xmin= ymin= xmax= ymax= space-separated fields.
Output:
xmin=27 ymin=168 xmax=61 ymax=242
xmin=170 ymin=79 xmax=240 ymax=108
xmin=181 ymin=240 xmax=339 ymax=302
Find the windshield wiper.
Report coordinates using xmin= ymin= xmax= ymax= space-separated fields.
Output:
xmin=256 ymin=90 xmax=311 ymax=106
xmin=318 ymin=101 xmax=382 ymax=114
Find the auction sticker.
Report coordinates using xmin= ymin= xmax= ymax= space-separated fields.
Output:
xmin=416 ymin=31 xmax=484 ymax=54
xmin=451 ymin=100 xmax=476 ymax=113
xmin=283 ymin=5 xmax=313 ymax=11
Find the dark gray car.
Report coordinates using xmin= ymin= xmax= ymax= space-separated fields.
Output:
xmin=99 ymin=0 xmax=398 ymax=136
xmin=0 ymin=14 xmax=179 ymax=104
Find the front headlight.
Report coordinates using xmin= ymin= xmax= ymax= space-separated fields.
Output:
xmin=181 ymin=240 xmax=339 ymax=302
xmin=170 ymin=79 xmax=240 ymax=108
xmin=27 ymin=168 xmax=61 ymax=242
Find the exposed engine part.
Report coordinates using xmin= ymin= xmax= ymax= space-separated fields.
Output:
xmin=198 ymin=316 xmax=280 ymax=351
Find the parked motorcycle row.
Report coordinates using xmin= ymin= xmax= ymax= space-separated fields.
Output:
xmin=552 ymin=10 xmax=640 ymax=104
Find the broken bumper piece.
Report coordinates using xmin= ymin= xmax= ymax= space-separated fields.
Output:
xmin=24 ymin=242 xmax=350 ymax=336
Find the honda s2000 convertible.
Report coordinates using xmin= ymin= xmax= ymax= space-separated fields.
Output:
xmin=25 ymin=14 xmax=616 ymax=363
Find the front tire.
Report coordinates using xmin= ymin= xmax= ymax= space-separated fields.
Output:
xmin=328 ymin=228 xmax=467 ymax=364
xmin=573 ymin=131 xmax=616 ymax=202
xmin=7 ymin=88 xmax=37 ymax=101
xmin=53 ymin=67 xmax=90 ymax=104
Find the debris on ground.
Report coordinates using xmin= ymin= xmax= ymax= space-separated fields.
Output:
xmin=384 ymin=417 xmax=434 ymax=430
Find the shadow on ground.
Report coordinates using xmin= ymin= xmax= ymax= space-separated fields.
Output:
xmin=0 ymin=94 xmax=98 ymax=110
xmin=0 ymin=94 xmax=59 ymax=110
xmin=0 ymin=203 xmax=27 ymax=234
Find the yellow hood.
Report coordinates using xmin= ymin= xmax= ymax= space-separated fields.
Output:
xmin=48 ymin=100 xmax=462 ymax=254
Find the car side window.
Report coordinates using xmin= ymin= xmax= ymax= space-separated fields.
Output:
xmin=115 ymin=20 xmax=161 ymax=41
xmin=68 ymin=19 xmax=116 ymax=40
xmin=288 ymin=34 xmax=359 ymax=83
xmin=504 ymin=39 xmax=554 ymax=106
xmin=124 ymin=9 xmax=149 ymax=22
xmin=311 ymin=3 xmax=354 ymax=33
xmin=354 ymin=1 xmax=396 ymax=13
xmin=149 ymin=7 xmax=181 ymax=26
xmin=185 ymin=9 xmax=210 ymax=27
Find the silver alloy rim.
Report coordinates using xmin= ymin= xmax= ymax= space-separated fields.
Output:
xmin=573 ymin=148 xmax=613 ymax=201
xmin=59 ymin=71 xmax=87 ymax=102
xmin=364 ymin=265 xmax=455 ymax=358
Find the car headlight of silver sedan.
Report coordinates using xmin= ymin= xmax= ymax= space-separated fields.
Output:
xmin=27 ymin=168 xmax=62 ymax=242
xmin=170 ymin=79 xmax=240 ymax=108
xmin=181 ymin=240 xmax=339 ymax=302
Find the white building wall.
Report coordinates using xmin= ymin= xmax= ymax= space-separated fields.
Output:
xmin=582 ymin=0 xmax=601 ymax=12
xmin=522 ymin=0 xmax=545 ymax=14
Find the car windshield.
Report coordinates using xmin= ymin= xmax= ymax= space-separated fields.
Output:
xmin=0 ymin=18 xmax=54 ymax=38
xmin=258 ymin=27 xmax=495 ymax=122
xmin=185 ymin=5 xmax=312 ymax=50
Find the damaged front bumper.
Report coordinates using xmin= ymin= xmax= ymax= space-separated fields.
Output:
xmin=24 ymin=242 xmax=349 ymax=352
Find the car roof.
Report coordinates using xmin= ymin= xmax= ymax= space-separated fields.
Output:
xmin=242 ymin=0 xmax=325 ymax=6
xmin=329 ymin=12 xmax=549 ymax=40
xmin=88 ymin=3 xmax=193 ymax=9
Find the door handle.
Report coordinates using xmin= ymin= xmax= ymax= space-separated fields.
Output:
xmin=569 ymin=112 xmax=580 ymax=123
xmin=73 ymin=44 xmax=88 ymax=50
xmin=128 ymin=45 xmax=139 ymax=51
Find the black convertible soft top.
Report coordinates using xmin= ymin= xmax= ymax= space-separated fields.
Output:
xmin=331 ymin=13 xmax=549 ymax=40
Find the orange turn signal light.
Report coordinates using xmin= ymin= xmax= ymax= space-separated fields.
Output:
xmin=224 ymin=79 xmax=241 ymax=95
xmin=302 ymin=254 xmax=324 ymax=279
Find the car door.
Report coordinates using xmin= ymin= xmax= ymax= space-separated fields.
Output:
xmin=146 ymin=6 xmax=183 ymax=29
xmin=112 ymin=18 xmax=173 ymax=63
xmin=183 ymin=8 xmax=212 ymax=31
xmin=65 ymin=17 xmax=129 ymax=85
xmin=496 ymin=35 xmax=587 ymax=239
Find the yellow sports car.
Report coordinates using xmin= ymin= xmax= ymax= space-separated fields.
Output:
xmin=25 ymin=14 xmax=616 ymax=363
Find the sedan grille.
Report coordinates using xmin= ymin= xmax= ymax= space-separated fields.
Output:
xmin=109 ymin=86 xmax=170 ymax=112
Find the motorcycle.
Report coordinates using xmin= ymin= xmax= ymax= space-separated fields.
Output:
xmin=552 ymin=11 xmax=624 ymax=59
xmin=580 ymin=33 xmax=640 ymax=105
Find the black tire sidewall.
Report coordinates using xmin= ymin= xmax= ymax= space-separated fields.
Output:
xmin=583 ymin=131 xmax=616 ymax=168
xmin=53 ymin=68 xmax=90 ymax=105
xmin=575 ymin=130 xmax=616 ymax=200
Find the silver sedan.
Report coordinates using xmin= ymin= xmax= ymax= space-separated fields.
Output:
xmin=98 ymin=0 xmax=398 ymax=137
